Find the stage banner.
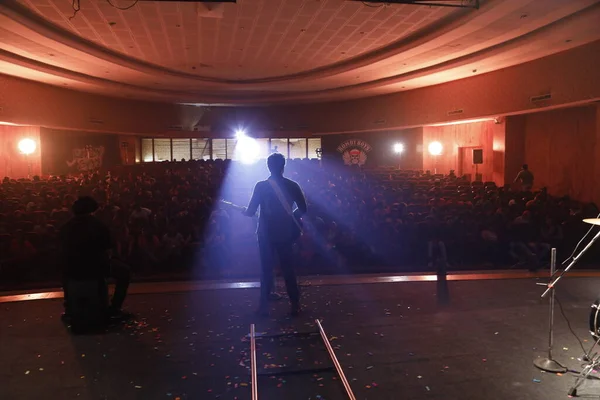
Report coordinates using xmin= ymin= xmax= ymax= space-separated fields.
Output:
xmin=320 ymin=129 xmax=423 ymax=169
xmin=40 ymin=128 xmax=120 ymax=175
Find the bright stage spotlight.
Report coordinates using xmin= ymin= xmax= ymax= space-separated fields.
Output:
xmin=393 ymin=143 xmax=404 ymax=154
xmin=236 ymin=135 xmax=260 ymax=164
xmin=235 ymin=128 xmax=246 ymax=138
xmin=428 ymin=141 xmax=443 ymax=156
xmin=18 ymin=138 xmax=36 ymax=155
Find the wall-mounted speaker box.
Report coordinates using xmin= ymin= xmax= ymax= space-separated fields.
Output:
xmin=473 ymin=149 xmax=483 ymax=164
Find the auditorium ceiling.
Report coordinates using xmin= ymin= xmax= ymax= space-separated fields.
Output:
xmin=0 ymin=0 xmax=599 ymax=105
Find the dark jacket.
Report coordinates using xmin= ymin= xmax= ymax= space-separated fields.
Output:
xmin=245 ymin=176 xmax=307 ymax=242
xmin=59 ymin=215 xmax=111 ymax=280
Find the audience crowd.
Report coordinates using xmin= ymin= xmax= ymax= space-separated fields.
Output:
xmin=1 ymin=158 xmax=598 ymax=287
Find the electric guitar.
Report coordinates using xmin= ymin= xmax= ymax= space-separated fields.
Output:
xmin=220 ymin=199 xmax=303 ymax=240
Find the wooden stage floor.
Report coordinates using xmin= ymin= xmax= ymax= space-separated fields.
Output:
xmin=2 ymin=271 xmax=600 ymax=399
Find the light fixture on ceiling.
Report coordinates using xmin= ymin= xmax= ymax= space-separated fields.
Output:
xmin=427 ymin=117 xmax=496 ymax=127
xmin=354 ymin=0 xmax=479 ymax=9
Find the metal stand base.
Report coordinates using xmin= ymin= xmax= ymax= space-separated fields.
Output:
xmin=533 ymin=357 xmax=567 ymax=373
xmin=568 ymin=355 xmax=600 ymax=397
xmin=568 ymin=338 xmax=600 ymax=397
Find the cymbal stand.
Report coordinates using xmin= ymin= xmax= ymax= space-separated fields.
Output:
xmin=568 ymin=337 xmax=600 ymax=397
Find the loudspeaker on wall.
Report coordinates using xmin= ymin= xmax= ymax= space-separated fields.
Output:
xmin=473 ymin=149 xmax=483 ymax=164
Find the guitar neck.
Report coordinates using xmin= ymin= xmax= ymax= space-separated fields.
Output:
xmin=220 ymin=200 xmax=245 ymax=211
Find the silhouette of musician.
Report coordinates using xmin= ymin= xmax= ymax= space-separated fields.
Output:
xmin=242 ymin=153 xmax=307 ymax=316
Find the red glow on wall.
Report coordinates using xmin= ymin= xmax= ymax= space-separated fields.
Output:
xmin=0 ymin=125 xmax=42 ymax=179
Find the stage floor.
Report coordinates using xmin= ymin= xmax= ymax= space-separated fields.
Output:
xmin=1 ymin=274 xmax=600 ymax=399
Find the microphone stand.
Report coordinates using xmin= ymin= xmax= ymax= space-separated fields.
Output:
xmin=534 ymin=248 xmax=567 ymax=372
xmin=534 ymin=227 xmax=600 ymax=379
xmin=541 ymin=229 xmax=600 ymax=298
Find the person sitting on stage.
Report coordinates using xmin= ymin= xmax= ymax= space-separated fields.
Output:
xmin=242 ymin=153 xmax=307 ymax=317
xmin=60 ymin=196 xmax=131 ymax=321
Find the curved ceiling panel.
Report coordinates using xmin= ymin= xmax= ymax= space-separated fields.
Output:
xmin=0 ymin=0 xmax=599 ymax=105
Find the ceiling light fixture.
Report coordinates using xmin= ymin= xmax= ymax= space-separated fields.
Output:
xmin=354 ymin=0 xmax=478 ymax=9
xmin=427 ymin=117 xmax=496 ymax=127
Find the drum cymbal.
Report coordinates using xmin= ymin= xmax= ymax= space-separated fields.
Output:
xmin=583 ymin=218 xmax=600 ymax=226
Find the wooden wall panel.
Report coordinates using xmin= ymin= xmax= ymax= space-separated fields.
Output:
xmin=492 ymin=121 xmax=506 ymax=185
xmin=0 ymin=125 xmax=41 ymax=179
xmin=422 ymin=120 xmax=498 ymax=183
xmin=522 ymin=105 xmax=597 ymax=201
xmin=504 ymin=115 xmax=526 ymax=186
xmin=595 ymin=104 xmax=600 ymax=204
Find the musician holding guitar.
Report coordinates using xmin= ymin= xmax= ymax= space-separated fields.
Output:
xmin=241 ymin=153 xmax=307 ymax=317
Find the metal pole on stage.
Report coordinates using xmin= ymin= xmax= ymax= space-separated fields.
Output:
xmin=316 ymin=319 xmax=357 ymax=400
xmin=250 ymin=324 xmax=258 ymax=400
xmin=534 ymin=248 xmax=567 ymax=373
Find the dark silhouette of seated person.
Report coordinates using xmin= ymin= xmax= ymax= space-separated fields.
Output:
xmin=60 ymin=196 xmax=130 ymax=323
